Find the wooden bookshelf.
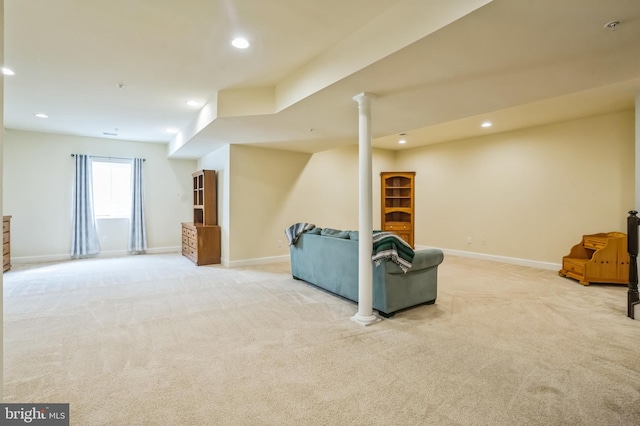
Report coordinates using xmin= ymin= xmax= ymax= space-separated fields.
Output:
xmin=381 ymin=172 xmax=415 ymax=248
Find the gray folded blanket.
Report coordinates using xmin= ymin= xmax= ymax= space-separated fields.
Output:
xmin=285 ymin=223 xmax=316 ymax=246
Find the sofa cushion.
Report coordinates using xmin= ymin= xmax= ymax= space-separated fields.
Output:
xmin=321 ymin=228 xmax=350 ymax=239
xmin=307 ymin=227 xmax=322 ymax=235
xmin=348 ymin=230 xmax=384 ymax=241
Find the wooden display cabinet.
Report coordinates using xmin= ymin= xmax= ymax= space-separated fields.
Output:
xmin=182 ymin=170 xmax=221 ymax=265
xmin=193 ymin=170 xmax=217 ymax=226
xmin=381 ymin=172 xmax=415 ymax=248
xmin=559 ymin=232 xmax=629 ymax=285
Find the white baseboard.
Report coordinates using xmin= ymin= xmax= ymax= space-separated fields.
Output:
xmin=10 ymin=247 xmax=288 ymax=269
xmin=227 ymin=248 xmax=560 ymax=271
xmin=416 ymin=245 xmax=561 ymax=271
xmin=11 ymin=246 xmax=181 ymax=264
xmin=226 ymin=254 xmax=290 ymax=268
xmin=12 ymin=253 xmax=70 ymax=264
xmin=146 ymin=246 xmax=181 ymax=255
xmin=227 ymin=248 xmax=561 ymax=271
xmin=12 ymin=245 xmax=560 ymax=272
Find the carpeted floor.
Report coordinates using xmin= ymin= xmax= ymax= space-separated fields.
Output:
xmin=3 ymin=253 xmax=640 ymax=425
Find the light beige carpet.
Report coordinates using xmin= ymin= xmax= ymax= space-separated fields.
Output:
xmin=3 ymin=253 xmax=640 ymax=425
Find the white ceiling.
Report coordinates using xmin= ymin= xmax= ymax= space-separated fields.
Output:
xmin=4 ymin=0 xmax=640 ymax=158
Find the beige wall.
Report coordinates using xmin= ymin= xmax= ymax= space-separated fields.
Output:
xmin=225 ymin=144 xmax=395 ymax=264
xmin=280 ymin=144 xmax=396 ymax=231
xmin=199 ymin=145 xmax=230 ymax=263
xmin=228 ymin=145 xmax=311 ymax=263
xmin=3 ymin=130 xmax=196 ymax=260
xmin=4 ymin=110 xmax=632 ymax=268
xmin=397 ymin=110 xmax=634 ymax=264
xmin=636 ymin=94 xmax=640 ymax=212
xmin=221 ymin=109 xmax=630 ymax=267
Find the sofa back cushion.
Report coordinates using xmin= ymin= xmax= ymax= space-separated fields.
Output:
xmin=320 ymin=228 xmax=351 ymax=239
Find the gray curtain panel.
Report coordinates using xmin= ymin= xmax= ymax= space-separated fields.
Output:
xmin=71 ymin=154 xmax=100 ymax=258
xmin=128 ymin=158 xmax=147 ymax=254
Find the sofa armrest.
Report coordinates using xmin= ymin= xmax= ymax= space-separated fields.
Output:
xmin=383 ymin=248 xmax=444 ymax=274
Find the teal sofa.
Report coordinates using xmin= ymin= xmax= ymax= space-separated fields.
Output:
xmin=289 ymin=229 xmax=444 ymax=317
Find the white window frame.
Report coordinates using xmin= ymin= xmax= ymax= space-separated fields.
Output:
xmin=92 ymin=158 xmax=132 ymax=219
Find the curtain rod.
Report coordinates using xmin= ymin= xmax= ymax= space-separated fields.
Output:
xmin=71 ymin=154 xmax=145 ymax=161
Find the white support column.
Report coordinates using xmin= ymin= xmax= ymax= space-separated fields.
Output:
xmin=351 ymin=92 xmax=380 ymax=326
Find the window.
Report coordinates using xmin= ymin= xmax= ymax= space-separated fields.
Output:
xmin=92 ymin=160 xmax=132 ymax=218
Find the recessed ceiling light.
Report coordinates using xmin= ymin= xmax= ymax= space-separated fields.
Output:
xmin=1 ymin=67 xmax=15 ymax=76
xmin=185 ymin=100 xmax=200 ymax=107
xmin=481 ymin=121 xmax=492 ymax=128
xmin=398 ymin=139 xmax=407 ymax=144
xmin=34 ymin=113 xmax=48 ymax=118
xmin=165 ymin=128 xmax=179 ymax=134
xmin=231 ymin=37 xmax=250 ymax=49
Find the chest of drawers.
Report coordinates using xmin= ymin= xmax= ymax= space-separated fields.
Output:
xmin=181 ymin=222 xmax=221 ymax=266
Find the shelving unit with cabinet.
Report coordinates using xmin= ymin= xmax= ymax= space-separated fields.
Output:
xmin=182 ymin=170 xmax=221 ymax=265
xmin=381 ymin=172 xmax=415 ymax=248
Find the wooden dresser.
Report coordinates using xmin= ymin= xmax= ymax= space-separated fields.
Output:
xmin=559 ymin=232 xmax=629 ymax=285
xmin=3 ymin=215 xmax=11 ymax=272
xmin=182 ymin=170 xmax=221 ymax=265
xmin=181 ymin=222 xmax=221 ymax=266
